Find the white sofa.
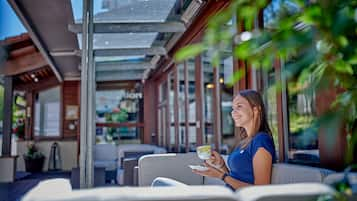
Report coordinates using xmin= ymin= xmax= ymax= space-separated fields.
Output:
xmin=22 ymin=178 xmax=336 ymax=201
xmin=93 ymin=144 xmax=167 ymax=184
xmin=137 ymin=153 xmax=335 ymax=186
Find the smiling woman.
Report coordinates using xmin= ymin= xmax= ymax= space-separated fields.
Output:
xmin=192 ymin=89 xmax=276 ymax=191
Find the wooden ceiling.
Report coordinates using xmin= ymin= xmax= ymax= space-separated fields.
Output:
xmin=1 ymin=33 xmax=57 ymax=87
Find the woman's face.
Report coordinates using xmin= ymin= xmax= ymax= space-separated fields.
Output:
xmin=231 ymin=95 xmax=254 ymax=128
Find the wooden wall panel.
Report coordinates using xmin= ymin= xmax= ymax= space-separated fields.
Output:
xmin=62 ymin=81 xmax=80 ymax=139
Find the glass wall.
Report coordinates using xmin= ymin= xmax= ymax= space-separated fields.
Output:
xmin=202 ymin=52 xmax=214 ymax=147
xmin=264 ymin=0 xmax=318 ymax=164
xmin=219 ymin=51 xmax=234 ymax=154
xmin=187 ymin=59 xmax=197 ymax=151
xmin=262 ymin=68 xmax=279 ymax=159
xmin=96 ymin=83 xmax=143 ymax=144
xmin=34 ymin=86 xmax=61 ymax=137
xmin=287 ymin=79 xmax=318 ymax=164
xmin=157 ymin=81 xmax=168 ymax=147
xmin=177 ymin=63 xmax=186 ymax=152
xmin=169 ymin=72 xmax=176 ymax=151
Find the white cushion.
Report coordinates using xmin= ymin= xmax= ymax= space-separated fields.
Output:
xmin=22 ymin=179 xmax=72 ymax=201
xmin=138 ymin=153 xmax=204 ymax=186
xmin=271 ymin=163 xmax=333 ymax=184
xmin=152 ymin=177 xmax=189 ymax=187
xmin=235 ymin=183 xmax=335 ymax=201
xmin=23 ymin=184 xmax=236 ymax=201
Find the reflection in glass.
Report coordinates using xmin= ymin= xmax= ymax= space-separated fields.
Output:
xmin=177 ymin=63 xmax=186 ymax=152
xmin=169 ymin=72 xmax=175 ymax=149
xmin=96 ymin=126 xmax=142 ymax=144
xmin=202 ymin=52 xmax=214 ymax=146
xmin=34 ymin=87 xmax=61 ymax=137
xmin=187 ymin=59 xmax=197 ymax=150
xmin=287 ymin=79 xmax=319 ymax=164
xmin=262 ymin=68 xmax=279 ymax=157
xmin=219 ymin=53 xmax=234 ymax=154
xmin=96 ymin=89 xmax=142 ymax=123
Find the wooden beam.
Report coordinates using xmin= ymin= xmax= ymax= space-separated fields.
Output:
xmin=0 ymin=52 xmax=47 ymax=76
xmin=195 ymin=56 xmax=204 ymax=146
xmin=9 ymin=45 xmax=36 ymax=58
xmin=2 ymin=76 xmax=13 ymax=156
xmin=213 ymin=66 xmax=221 ymax=152
xmin=69 ymin=21 xmax=186 ymax=34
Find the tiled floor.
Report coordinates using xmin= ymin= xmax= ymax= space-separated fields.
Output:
xmin=0 ymin=171 xmax=71 ymax=201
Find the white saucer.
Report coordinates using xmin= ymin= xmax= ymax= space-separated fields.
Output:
xmin=188 ymin=165 xmax=209 ymax=171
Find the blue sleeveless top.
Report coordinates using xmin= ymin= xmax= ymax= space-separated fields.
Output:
xmin=227 ymin=132 xmax=276 ymax=186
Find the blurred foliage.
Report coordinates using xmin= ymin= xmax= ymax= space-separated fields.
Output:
xmin=175 ymin=0 xmax=357 ymax=165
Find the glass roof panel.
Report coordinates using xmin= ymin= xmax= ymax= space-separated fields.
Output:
xmin=77 ymin=33 xmax=157 ymax=49
xmin=95 ymin=56 xmax=146 ymax=62
xmin=71 ymin=0 xmax=177 ymax=23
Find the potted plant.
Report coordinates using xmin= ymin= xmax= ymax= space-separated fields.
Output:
xmin=23 ymin=143 xmax=45 ymax=173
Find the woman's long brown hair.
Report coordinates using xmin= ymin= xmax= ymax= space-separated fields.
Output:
xmin=236 ymin=89 xmax=274 ymax=149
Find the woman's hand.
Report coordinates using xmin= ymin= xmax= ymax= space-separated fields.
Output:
xmin=206 ymin=151 xmax=225 ymax=169
xmin=192 ymin=161 xmax=224 ymax=179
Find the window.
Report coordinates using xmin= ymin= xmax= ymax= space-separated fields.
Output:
xmin=262 ymin=67 xmax=279 ymax=159
xmin=96 ymin=83 xmax=143 ymax=144
xmin=202 ymin=52 xmax=214 ymax=147
xmin=177 ymin=63 xmax=186 ymax=152
xmin=34 ymin=87 xmax=61 ymax=137
xmin=186 ymin=59 xmax=197 ymax=151
xmin=169 ymin=72 xmax=176 ymax=150
xmin=287 ymin=78 xmax=319 ymax=164
xmin=219 ymin=52 xmax=234 ymax=154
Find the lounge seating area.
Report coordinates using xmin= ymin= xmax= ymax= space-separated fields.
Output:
xmin=92 ymin=144 xmax=166 ymax=186
xmin=21 ymin=153 xmax=357 ymax=201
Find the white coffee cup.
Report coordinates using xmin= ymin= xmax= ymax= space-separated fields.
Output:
xmin=196 ymin=145 xmax=211 ymax=160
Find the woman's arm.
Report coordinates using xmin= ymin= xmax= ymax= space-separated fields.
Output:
xmin=252 ymin=147 xmax=273 ymax=185
xmin=193 ymin=147 xmax=273 ymax=190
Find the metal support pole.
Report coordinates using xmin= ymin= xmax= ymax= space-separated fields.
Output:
xmin=86 ymin=0 xmax=95 ymax=188
xmin=2 ymin=76 xmax=13 ymax=156
xmin=79 ymin=0 xmax=94 ymax=188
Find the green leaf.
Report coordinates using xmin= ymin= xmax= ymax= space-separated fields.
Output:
xmin=174 ymin=44 xmax=206 ymax=62
xmin=227 ymin=68 xmax=245 ymax=87
xmin=234 ymin=42 xmax=251 ymax=59
xmin=334 ymin=59 xmax=354 ymax=75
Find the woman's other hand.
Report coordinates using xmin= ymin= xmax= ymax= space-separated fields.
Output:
xmin=192 ymin=161 xmax=224 ymax=179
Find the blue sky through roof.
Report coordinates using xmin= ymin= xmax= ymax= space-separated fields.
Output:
xmin=0 ymin=0 xmax=26 ymax=40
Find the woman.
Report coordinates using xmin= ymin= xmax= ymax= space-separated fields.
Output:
xmin=192 ymin=89 xmax=276 ymax=190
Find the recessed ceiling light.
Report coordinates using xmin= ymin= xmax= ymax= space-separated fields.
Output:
xmin=34 ymin=78 xmax=39 ymax=82
xmin=30 ymin=74 xmax=35 ymax=78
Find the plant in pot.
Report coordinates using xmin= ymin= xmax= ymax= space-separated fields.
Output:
xmin=23 ymin=143 xmax=45 ymax=173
